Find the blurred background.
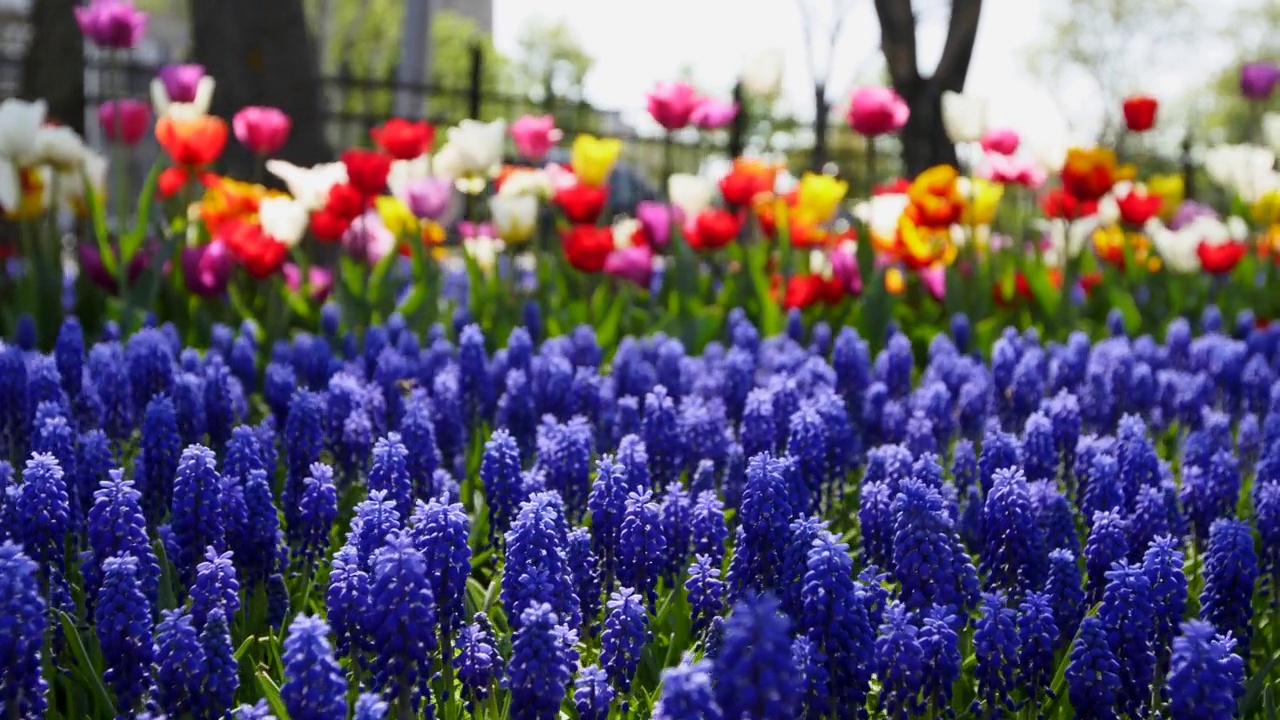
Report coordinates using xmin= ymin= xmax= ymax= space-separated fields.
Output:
xmin=1 ymin=0 xmax=1275 ymax=191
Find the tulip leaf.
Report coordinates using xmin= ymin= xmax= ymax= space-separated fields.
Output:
xmin=123 ymin=160 xmax=162 ymax=261
xmin=58 ymin=612 xmax=117 ymax=718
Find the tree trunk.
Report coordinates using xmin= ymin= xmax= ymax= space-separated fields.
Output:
xmin=189 ymin=0 xmax=332 ymax=175
xmin=811 ymin=82 xmax=829 ymax=172
xmin=873 ymin=0 xmax=983 ymax=177
xmin=20 ymin=0 xmax=85 ymax=134
xmin=900 ymin=80 xmax=958 ymax=177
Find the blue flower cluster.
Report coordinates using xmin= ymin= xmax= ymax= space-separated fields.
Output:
xmin=0 ymin=308 xmax=1273 ymax=718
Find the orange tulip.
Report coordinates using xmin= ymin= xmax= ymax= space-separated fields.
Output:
xmin=905 ymin=165 xmax=964 ymax=228
xmin=156 ymin=115 xmax=228 ymax=166
xmin=1061 ymin=148 xmax=1134 ymax=203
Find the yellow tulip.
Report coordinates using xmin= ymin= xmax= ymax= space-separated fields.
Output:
xmin=962 ymin=178 xmax=1004 ymax=226
xmin=885 ymin=267 xmax=906 ymax=295
xmin=795 ymin=172 xmax=848 ymax=224
xmin=2 ymin=167 xmax=47 ymax=220
xmin=571 ymin=134 xmax=622 ymax=188
xmin=1253 ymin=189 xmax=1280 ymax=227
xmin=375 ymin=195 xmax=419 ymax=238
xmin=1146 ymin=173 xmax=1185 ymax=221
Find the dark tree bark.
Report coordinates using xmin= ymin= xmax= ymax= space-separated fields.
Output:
xmin=811 ymin=82 xmax=830 ymax=171
xmin=189 ymin=0 xmax=332 ymax=174
xmin=20 ymin=0 xmax=85 ymax=134
xmin=873 ymin=0 xmax=983 ymax=177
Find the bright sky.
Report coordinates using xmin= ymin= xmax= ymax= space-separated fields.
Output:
xmin=493 ymin=0 xmax=1240 ymax=148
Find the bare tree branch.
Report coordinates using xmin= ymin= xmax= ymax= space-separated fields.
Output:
xmin=934 ymin=0 xmax=982 ymax=89
xmin=873 ymin=0 xmax=919 ymax=90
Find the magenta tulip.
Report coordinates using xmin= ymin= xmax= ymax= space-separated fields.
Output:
xmin=157 ymin=64 xmax=205 ymax=103
xmin=75 ymin=0 xmax=146 ymax=49
xmin=980 ymin=128 xmax=1020 ymax=156
xmin=233 ymin=106 xmax=291 ymax=157
xmin=1240 ymin=62 xmax=1279 ymax=101
xmin=97 ymin=99 xmax=150 ymax=146
xmin=510 ymin=115 xmax=561 ymax=160
xmin=181 ymin=239 xmax=234 ymax=297
xmin=636 ymin=201 xmax=674 ymax=248
xmin=283 ymin=264 xmax=334 ymax=301
xmin=646 ymin=81 xmax=700 ymax=131
xmin=690 ymin=98 xmax=738 ymax=130
xmin=604 ymin=245 xmax=654 ymax=288
xmin=846 ymin=86 xmax=909 ymax=137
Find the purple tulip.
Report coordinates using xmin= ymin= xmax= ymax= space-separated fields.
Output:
xmin=636 ymin=201 xmax=674 ymax=248
xmin=78 ymin=241 xmax=152 ymax=294
xmin=181 ymin=239 xmax=233 ymax=297
xmin=1240 ymin=62 xmax=1279 ymax=101
xmin=828 ymin=244 xmax=862 ymax=295
xmin=1169 ymin=201 xmax=1218 ymax=231
xmin=157 ymin=64 xmax=206 ymax=103
xmin=403 ymin=177 xmax=453 ymax=220
xmin=342 ymin=211 xmax=396 ymax=265
xmin=75 ymin=0 xmax=147 ymax=50
xmin=604 ymin=245 xmax=654 ymax=288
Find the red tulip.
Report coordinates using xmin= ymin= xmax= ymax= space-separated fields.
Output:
xmin=1197 ymin=240 xmax=1246 ymax=274
xmin=1115 ymin=188 xmax=1162 ymax=226
xmin=686 ymin=209 xmax=742 ymax=251
xmin=554 ymin=184 xmax=609 ymax=224
xmin=233 ymin=106 xmax=291 ymax=156
xmin=97 ymin=99 xmax=150 ymax=145
xmin=324 ymin=183 xmax=367 ymax=220
xmin=561 ymin=224 xmax=615 ymax=273
xmin=371 ymin=118 xmax=434 ymax=160
xmin=222 ymin=219 xmax=288 ymax=278
xmin=309 ymin=210 xmax=352 ymax=243
xmin=1122 ymin=95 xmax=1158 ymax=132
xmin=1040 ymin=188 xmax=1097 ymax=220
xmin=341 ymin=149 xmax=392 ymax=197
xmin=782 ymin=274 xmax=844 ymax=309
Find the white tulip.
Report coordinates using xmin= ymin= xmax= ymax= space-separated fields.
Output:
xmin=56 ymin=151 xmax=106 ymax=211
xmin=431 ymin=143 xmax=464 ymax=182
xmin=35 ymin=126 xmax=86 ymax=171
xmin=852 ymin=192 xmax=909 ymax=240
xmin=488 ymin=193 xmax=538 ymax=244
xmin=498 ymin=167 xmax=554 ymax=199
xmin=259 ymin=197 xmax=311 ymax=247
xmin=1147 ymin=217 xmax=1202 ymax=274
xmin=0 ymin=98 xmax=48 ymax=167
xmin=0 ymin=159 xmax=20 ymax=213
xmin=741 ymin=49 xmax=785 ymax=98
xmin=444 ymin=119 xmax=506 ymax=178
xmin=612 ymin=217 xmax=642 ymax=249
xmin=667 ymin=173 xmax=713 ymax=217
xmin=266 ymin=160 xmax=347 ymax=210
xmin=1262 ymin=112 xmax=1280 ymax=155
xmin=1038 ymin=216 xmax=1098 ymax=267
xmin=1203 ymin=144 xmax=1279 ymax=203
xmin=942 ymin=91 xmax=989 ymax=144
xmin=151 ymin=76 xmax=216 ymax=121
xmin=465 ymin=236 xmax=504 ymax=274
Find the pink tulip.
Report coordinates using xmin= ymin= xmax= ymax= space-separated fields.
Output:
xmin=918 ymin=265 xmax=946 ymax=301
xmin=690 ymin=98 xmax=738 ymax=130
xmin=828 ymin=244 xmax=863 ymax=295
xmin=646 ymin=81 xmax=700 ymax=131
xmin=980 ymin=128 xmax=1020 ymax=155
xmin=97 ymin=99 xmax=150 ymax=146
xmin=233 ymin=106 xmax=291 ymax=156
xmin=75 ymin=0 xmax=146 ymax=49
xmin=459 ymin=221 xmax=494 ymax=240
xmin=604 ymin=245 xmax=654 ymax=288
xmin=283 ymin=264 xmax=334 ymax=301
xmin=510 ymin=115 xmax=561 ymax=160
xmin=403 ymin=177 xmax=453 ymax=220
xmin=979 ymin=154 xmax=1046 ymax=189
xmin=846 ymin=86 xmax=909 ymax=137
xmin=636 ymin=201 xmax=674 ymax=248
xmin=157 ymin=64 xmax=205 ymax=103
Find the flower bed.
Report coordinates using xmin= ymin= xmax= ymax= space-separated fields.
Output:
xmin=0 ymin=308 xmax=1278 ymax=719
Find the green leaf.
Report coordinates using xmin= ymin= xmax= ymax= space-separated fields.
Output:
xmin=122 ymin=160 xmax=163 ymax=260
xmin=58 ymin=612 xmax=117 ymax=717
xmin=1241 ymin=650 xmax=1280 ymax=716
xmin=256 ymin=671 xmax=292 ymax=720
